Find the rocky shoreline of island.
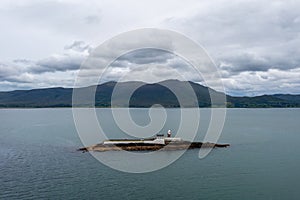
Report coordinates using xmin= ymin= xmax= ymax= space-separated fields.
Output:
xmin=78 ymin=141 xmax=230 ymax=152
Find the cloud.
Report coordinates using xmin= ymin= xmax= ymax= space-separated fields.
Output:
xmin=116 ymin=49 xmax=174 ymax=65
xmin=0 ymin=70 xmax=77 ymax=91
xmin=0 ymin=1 xmax=102 ymax=35
xmin=163 ymin=0 xmax=300 ymax=72
xmin=0 ymin=41 xmax=92 ymax=90
xmin=222 ymin=68 xmax=300 ymax=96
xmin=1 ymin=0 xmax=300 ymax=95
xmin=219 ymin=53 xmax=270 ymax=73
xmin=37 ymin=52 xmax=87 ymax=73
xmin=84 ymin=15 xmax=101 ymax=24
xmin=159 ymin=0 xmax=300 ymax=95
xmin=102 ymin=49 xmax=205 ymax=84
xmin=64 ymin=41 xmax=93 ymax=52
xmin=35 ymin=40 xmax=91 ymax=73
xmin=71 ymin=48 xmax=199 ymax=86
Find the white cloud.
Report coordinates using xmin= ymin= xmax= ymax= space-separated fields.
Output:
xmin=222 ymin=68 xmax=300 ymax=96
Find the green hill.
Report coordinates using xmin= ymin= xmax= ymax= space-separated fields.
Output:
xmin=0 ymin=80 xmax=299 ymax=108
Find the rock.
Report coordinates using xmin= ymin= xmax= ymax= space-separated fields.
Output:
xmin=78 ymin=141 xmax=230 ymax=152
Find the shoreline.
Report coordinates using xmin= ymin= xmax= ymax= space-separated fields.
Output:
xmin=78 ymin=141 xmax=230 ymax=152
xmin=1 ymin=107 xmax=300 ymax=110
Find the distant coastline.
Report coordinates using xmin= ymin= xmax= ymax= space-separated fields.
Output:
xmin=0 ymin=80 xmax=299 ymax=108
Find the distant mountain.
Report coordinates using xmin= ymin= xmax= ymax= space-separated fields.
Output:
xmin=0 ymin=87 xmax=73 ymax=108
xmin=0 ymin=80 xmax=299 ymax=108
xmin=227 ymin=95 xmax=300 ymax=108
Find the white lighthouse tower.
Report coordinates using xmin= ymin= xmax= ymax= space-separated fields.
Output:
xmin=167 ymin=130 xmax=171 ymax=137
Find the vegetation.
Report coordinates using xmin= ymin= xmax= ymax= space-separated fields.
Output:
xmin=0 ymin=80 xmax=299 ymax=108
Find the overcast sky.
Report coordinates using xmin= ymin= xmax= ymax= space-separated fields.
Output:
xmin=0 ymin=0 xmax=300 ymax=96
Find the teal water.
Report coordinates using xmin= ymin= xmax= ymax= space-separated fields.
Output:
xmin=0 ymin=108 xmax=300 ymax=199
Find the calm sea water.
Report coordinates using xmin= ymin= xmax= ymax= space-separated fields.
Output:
xmin=0 ymin=108 xmax=299 ymax=199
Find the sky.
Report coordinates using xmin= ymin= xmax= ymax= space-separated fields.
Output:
xmin=0 ymin=0 xmax=300 ymax=96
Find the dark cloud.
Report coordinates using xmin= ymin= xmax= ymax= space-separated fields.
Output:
xmin=36 ymin=54 xmax=83 ymax=72
xmin=219 ymin=49 xmax=300 ymax=74
xmin=116 ymin=48 xmax=174 ymax=65
xmin=0 ymin=63 xmax=13 ymax=79
xmin=220 ymin=53 xmax=270 ymax=73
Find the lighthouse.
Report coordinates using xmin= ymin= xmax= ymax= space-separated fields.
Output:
xmin=167 ymin=130 xmax=171 ymax=137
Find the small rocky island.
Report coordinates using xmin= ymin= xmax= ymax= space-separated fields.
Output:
xmin=78 ymin=131 xmax=230 ymax=152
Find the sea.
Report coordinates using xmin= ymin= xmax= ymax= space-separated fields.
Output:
xmin=0 ymin=108 xmax=299 ymax=199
